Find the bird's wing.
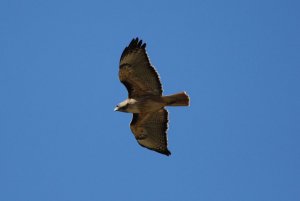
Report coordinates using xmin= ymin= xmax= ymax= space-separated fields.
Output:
xmin=130 ymin=109 xmax=171 ymax=156
xmin=119 ymin=38 xmax=163 ymax=98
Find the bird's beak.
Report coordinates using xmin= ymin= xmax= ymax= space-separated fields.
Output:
xmin=114 ymin=107 xmax=119 ymax=111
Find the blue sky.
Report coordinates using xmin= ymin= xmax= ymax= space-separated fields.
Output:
xmin=1 ymin=0 xmax=299 ymax=201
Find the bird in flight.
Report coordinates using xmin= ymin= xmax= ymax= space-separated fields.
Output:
xmin=115 ymin=38 xmax=190 ymax=156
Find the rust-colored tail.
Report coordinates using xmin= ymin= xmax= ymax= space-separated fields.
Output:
xmin=163 ymin=92 xmax=190 ymax=106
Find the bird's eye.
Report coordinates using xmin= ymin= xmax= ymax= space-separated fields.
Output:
xmin=116 ymin=105 xmax=119 ymax=107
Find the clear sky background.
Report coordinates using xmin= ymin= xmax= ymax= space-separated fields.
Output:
xmin=1 ymin=1 xmax=299 ymax=201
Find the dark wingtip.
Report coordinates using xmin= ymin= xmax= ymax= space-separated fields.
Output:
xmin=163 ymin=149 xmax=171 ymax=156
xmin=138 ymin=143 xmax=172 ymax=156
xmin=156 ymin=148 xmax=171 ymax=156
xmin=120 ymin=37 xmax=147 ymax=62
xmin=129 ymin=37 xmax=146 ymax=49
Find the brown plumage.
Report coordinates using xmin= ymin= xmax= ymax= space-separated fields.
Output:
xmin=115 ymin=38 xmax=190 ymax=156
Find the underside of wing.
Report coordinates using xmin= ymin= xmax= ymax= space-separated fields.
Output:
xmin=119 ymin=38 xmax=163 ymax=98
xmin=130 ymin=109 xmax=170 ymax=156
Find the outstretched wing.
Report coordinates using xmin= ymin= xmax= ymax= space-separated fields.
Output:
xmin=130 ymin=109 xmax=171 ymax=156
xmin=119 ymin=38 xmax=163 ymax=98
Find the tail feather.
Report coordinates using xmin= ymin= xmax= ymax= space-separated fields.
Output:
xmin=163 ymin=92 xmax=190 ymax=106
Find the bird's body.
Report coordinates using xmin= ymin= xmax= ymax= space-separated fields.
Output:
xmin=115 ymin=38 xmax=190 ymax=156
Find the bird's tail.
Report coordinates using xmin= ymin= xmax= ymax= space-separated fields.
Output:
xmin=163 ymin=92 xmax=190 ymax=106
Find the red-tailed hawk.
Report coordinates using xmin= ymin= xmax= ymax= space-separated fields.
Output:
xmin=115 ymin=38 xmax=190 ymax=156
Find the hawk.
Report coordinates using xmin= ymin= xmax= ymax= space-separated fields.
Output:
xmin=115 ymin=38 xmax=190 ymax=156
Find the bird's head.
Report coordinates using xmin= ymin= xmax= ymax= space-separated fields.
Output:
xmin=114 ymin=99 xmax=130 ymax=113
xmin=114 ymin=99 xmax=138 ymax=113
